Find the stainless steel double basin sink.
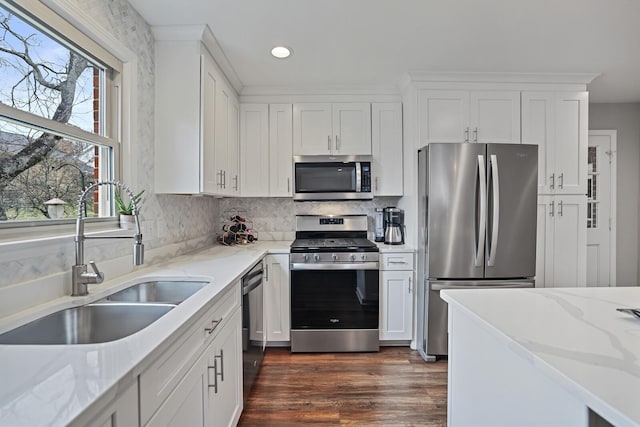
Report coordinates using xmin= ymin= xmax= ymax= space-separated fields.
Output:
xmin=0 ymin=280 xmax=209 ymax=345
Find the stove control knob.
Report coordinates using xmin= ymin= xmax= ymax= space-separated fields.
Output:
xmin=361 ymin=254 xmax=367 ymax=261
xmin=332 ymin=254 xmax=338 ymax=261
xmin=314 ymin=254 xmax=320 ymax=262
xmin=303 ymin=254 xmax=309 ymax=262
xmin=350 ymin=254 xmax=356 ymax=261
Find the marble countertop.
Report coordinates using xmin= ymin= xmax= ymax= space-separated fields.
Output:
xmin=441 ymin=287 xmax=640 ymax=427
xmin=0 ymin=241 xmax=291 ymax=427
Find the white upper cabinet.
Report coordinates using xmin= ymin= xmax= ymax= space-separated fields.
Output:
xmin=371 ymin=103 xmax=403 ymax=196
xmin=469 ymin=91 xmax=521 ymax=144
xmin=522 ymin=91 xmax=588 ymax=195
xmin=214 ymin=78 xmax=240 ymax=195
xmin=154 ymin=31 xmax=239 ymax=196
xmin=293 ymin=103 xmax=371 ymax=155
xmin=419 ymin=90 xmax=520 ymax=145
xmin=240 ymin=104 xmax=269 ymax=197
xmin=239 ymin=104 xmax=293 ymax=197
xmin=269 ymin=104 xmax=293 ymax=197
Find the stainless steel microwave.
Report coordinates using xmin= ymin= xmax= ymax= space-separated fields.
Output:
xmin=293 ymin=155 xmax=373 ymax=201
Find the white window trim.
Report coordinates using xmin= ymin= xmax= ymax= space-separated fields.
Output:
xmin=0 ymin=0 xmax=139 ymax=246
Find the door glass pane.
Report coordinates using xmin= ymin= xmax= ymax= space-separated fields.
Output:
xmin=587 ymin=147 xmax=597 ymax=229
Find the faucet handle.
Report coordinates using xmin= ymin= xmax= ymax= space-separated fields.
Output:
xmin=88 ymin=261 xmax=105 ymax=284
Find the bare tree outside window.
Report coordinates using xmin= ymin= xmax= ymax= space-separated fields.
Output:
xmin=0 ymin=5 xmax=111 ymax=221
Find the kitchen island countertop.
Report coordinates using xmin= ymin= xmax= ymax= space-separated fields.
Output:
xmin=442 ymin=286 xmax=640 ymax=427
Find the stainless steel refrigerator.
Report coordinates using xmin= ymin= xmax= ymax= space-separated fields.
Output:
xmin=416 ymin=143 xmax=538 ymax=361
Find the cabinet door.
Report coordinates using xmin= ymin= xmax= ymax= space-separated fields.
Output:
xmin=269 ymin=104 xmax=293 ymax=197
xmin=215 ymin=79 xmax=231 ymax=194
xmin=201 ymin=53 xmax=218 ymax=194
xmin=332 ymin=103 xmax=372 ymax=155
xmin=536 ymin=195 xmax=553 ymax=288
xmin=372 ymin=103 xmax=403 ymax=196
xmin=240 ymin=104 xmax=270 ymax=196
xmin=227 ymin=95 xmax=240 ymax=194
xmin=551 ymin=196 xmax=587 ymax=287
xmin=70 ymin=381 xmax=138 ymax=427
xmin=554 ymin=92 xmax=588 ymax=195
xmin=264 ymin=254 xmax=291 ymax=342
xmin=469 ymin=91 xmax=521 ymax=144
xmin=522 ymin=92 xmax=555 ymax=193
xmin=293 ymin=103 xmax=332 ymax=155
xmin=380 ymin=270 xmax=413 ymax=341
xmin=207 ymin=308 xmax=243 ymax=427
xmin=146 ymin=354 xmax=207 ymax=427
xmin=418 ymin=90 xmax=469 ymax=145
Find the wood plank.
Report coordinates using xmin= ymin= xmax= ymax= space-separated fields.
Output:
xmin=239 ymin=347 xmax=447 ymax=426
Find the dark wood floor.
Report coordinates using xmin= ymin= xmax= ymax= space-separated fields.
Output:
xmin=239 ymin=347 xmax=448 ymax=426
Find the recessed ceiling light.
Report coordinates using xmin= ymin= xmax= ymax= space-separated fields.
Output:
xmin=271 ymin=46 xmax=292 ymax=59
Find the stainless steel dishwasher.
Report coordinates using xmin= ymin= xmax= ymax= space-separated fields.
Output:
xmin=242 ymin=260 xmax=264 ymax=403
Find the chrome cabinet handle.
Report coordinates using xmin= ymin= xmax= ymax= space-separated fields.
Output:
xmin=215 ymin=349 xmax=224 ymax=382
xmin=265 ymin=262 xmax=269 ymax=281
xmin=336 ymin=135 xmax=340 ymax=151
xmin=559 ymin=173 xmax=564 ymax=189
xmin=464 ymin=127 xmax=469 ymax=143
xmin=558 ymin=200 xmax=564 ymax=217
xmin=327 ymin=135 xmax=331 ymax=152
xmin=549 ymin=201 xmax=555 ymax=217
xmin=473 ymin=127 xmax=478 ymax=143
xmin=287 ymin=177 xmax=290 ymax=193
xmin=204 ymin=318 xmax=222 ymax=335
xmin=208 ymin=364 xmax=218 ymax=393
xmin=550 ymin=173 xmax=555 ymax=190
xmin=408 ymin=277 xmax=412 ymax=294
xmin=375 ymin=177 xmax=379 ymax=192
xmin=233 ymin=175 xmax=238 ymax=191
xmin=223 ymin=170 xmax=226 ymax=189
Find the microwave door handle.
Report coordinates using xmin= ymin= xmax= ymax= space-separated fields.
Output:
xmin=355 ymin=162 xmax=362 ymax=192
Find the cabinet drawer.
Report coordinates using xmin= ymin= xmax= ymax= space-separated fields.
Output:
xmin=381 ymin=252 xmax=414 ymax=270
xmin=140 ymin=281 xmax=240 ymax=425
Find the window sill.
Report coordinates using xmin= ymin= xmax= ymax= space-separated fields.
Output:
xmin=0 ymin=218 xmax=132 ymax=252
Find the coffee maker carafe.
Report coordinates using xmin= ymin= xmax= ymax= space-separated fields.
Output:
xmin=383 ymin=207 xmax=404 ymax=245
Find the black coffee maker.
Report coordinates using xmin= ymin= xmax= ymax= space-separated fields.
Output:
xmin=383 ymin=207 xmax=404 ymax=245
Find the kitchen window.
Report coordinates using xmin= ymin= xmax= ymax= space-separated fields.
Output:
xmin=0 ymin=0 xmax=122 ymax=225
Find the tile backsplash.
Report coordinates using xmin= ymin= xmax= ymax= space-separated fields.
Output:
xmin=219 ymin=197 xmax=401 ymax=240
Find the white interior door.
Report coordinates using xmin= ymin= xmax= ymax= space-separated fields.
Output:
xmin=586 ymin=131 xmax=617 ymax=287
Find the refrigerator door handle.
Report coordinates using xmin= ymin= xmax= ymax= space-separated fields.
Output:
xmin=487 ymin=154 xmax=500 ymax=266
xmin=475 ymin=155 xmax=487 ymax=267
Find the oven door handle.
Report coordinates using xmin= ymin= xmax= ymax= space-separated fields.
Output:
xmin=290 ymin=262 xmax=379 ymax=271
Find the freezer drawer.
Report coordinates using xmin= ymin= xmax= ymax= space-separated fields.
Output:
xmin=422 ymin=280 xmax=534 ymax=359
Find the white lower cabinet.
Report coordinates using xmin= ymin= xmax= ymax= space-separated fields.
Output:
xmin=379 ymin=252 xmax=414 ymax=341
xmin=147 ymin=308 xmax=242 ymax=427
xmin=264 ymin=254 xmax=290 ymax=343
xmin=140 ymin=282 xmax=242 ymax=427
xmin=536 ymin=195 xmax=587 ymax=287
xmin=70 ymin=381 xmax=138 ymax=427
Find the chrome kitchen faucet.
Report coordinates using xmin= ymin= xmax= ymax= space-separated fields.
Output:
xmin=72 ymin=180 xmax=144 ymax=296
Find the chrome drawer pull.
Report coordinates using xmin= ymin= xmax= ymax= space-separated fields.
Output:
xmin=204 ymin=318 xmax=222 ymax=335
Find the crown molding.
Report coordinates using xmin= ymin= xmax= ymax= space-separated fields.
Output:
xmin=240 ymin=85 xmax=401 ymax=97
xmin=406 ymin=71 xmax=600 ymax=85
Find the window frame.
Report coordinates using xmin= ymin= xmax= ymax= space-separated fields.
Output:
xmin=0 ymin=0 xmax=124 ymax=228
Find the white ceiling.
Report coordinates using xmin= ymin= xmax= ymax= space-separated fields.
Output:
xmin=127 ymin=0 xmax=640 ymax=103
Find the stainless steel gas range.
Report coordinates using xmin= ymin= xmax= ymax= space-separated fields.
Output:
xmin=289 ymin=215 xmax=380 ymax=353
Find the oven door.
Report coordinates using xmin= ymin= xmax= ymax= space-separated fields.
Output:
xmin=290 ymin=263 xmax=379 ymax=352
